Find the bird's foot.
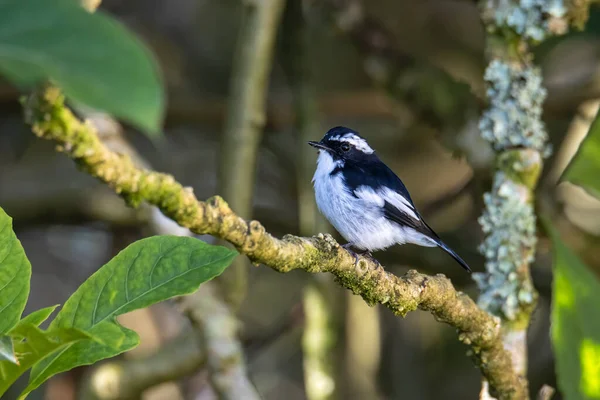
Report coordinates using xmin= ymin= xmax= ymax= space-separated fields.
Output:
xmin=342 ymin=243 xmax=360 ymax=266
xmin=361 ymin=251 xmax=383 ymax=270
xmin=342 ymin=244 xmax=382 ymax=269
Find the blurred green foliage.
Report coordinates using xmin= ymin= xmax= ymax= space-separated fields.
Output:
xmin=553 ymin=106 xmax=600 ymax=399
xmin=0 ymin=0 xmax=164 ymax=135
xmin=549 ymin=226 xmax=600 ymax=400
xmin=564 ymin=108 xmax=600 ymax=198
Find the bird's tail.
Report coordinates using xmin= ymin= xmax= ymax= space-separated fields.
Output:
xmin=437 ymin=241 xmax=471 ymax=273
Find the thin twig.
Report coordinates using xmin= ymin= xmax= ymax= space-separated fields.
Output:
xmin=281 ymin=2 xmax=340 ymax=398
xmin=180 ymin=284 xmax=260 ymax=400
xmin=217 ymin=0 xmax=287 ymax=307
xmin=219 ymin=0 xmax=286 ymax=213
xmin=537 ymin=385 xmax=555 ymax=400
xmin=82 ymin=332 xmax=205 ymax=400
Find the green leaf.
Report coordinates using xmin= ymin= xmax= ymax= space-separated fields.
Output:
xmin=17 ymin=306 xmax=59 ymax=328
xmin=563 ymin=107 xmax=600 ymax=199
xmin=0 ymin=323 xmax=90 ymax=397
xmin=0 ymin=0 xmax=164 ymax=135
xmin=0 ymin=335 xmax=16 ymax=364
xmin=0 ymin=207 xmax=31 ymax=335
xmin=0 ymin=306 xmax=59 ymax=370
xmin=22 ymin=236 xmax=237 ymax=398
xmin=548 ymin=224 xmax=600 ymax=400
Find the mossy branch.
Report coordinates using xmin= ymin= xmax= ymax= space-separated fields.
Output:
xmin=23 ymin=86 xmax=525 ymax=400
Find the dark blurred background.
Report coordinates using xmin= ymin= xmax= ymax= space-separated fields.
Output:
xmin=2 ymin=0 xmax=600 ymax=399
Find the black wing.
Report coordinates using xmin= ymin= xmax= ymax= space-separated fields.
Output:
xmin=342 ymin=157 xmax=471 ymax=272
xmin=383 ymin=200 xmax=471 ymax=272
xmin=341 ymin=157 xmax=417 ymax=207
xmin=342 ymin=157 xmax=429 ymax=234
xmin=382 ymin=201 xmax=439 ymax=241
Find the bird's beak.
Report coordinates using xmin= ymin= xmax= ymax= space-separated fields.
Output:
xmin=308 ymin=141 xmax=331 ymax=151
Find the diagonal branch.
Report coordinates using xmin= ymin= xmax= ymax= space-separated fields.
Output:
xmin=23 ymin=86 xmax=526 ymax=400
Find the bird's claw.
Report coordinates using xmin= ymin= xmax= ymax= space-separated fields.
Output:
xmin=362 ymin=251 xmax=383 ymax=270
xmin=342 ymin=244 xmax=382 ymax=269
xmin=342 ymin=243 xmax=360 ymax=266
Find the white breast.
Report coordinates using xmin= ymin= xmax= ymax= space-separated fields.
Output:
xmin=312 ymin=152 xmax=400 ymax=251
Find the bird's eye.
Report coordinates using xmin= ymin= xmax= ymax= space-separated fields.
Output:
xmin=340 ymin=143 xmax=350 ymax=152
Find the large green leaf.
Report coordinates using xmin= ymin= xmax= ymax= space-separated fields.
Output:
xmin=563 ymin=107 xmax=600 ymax=198
xmin=0 ymin=0 xmax=164 ymax=135
xmin=22 ymin=236 xmax=237 ymax=398
xmin=0 ymin=323 xmax=90 ymax=397
xmin=0 ymin=207 xmax=31 ymax=335
xmin=549 ymin=225 xmax=600 ymax=400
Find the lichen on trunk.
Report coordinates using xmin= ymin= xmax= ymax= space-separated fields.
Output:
xmin=476 ymin=0 xmax=574 ymax=398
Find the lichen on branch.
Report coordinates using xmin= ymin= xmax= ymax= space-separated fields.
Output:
xmin=479 ymin=60 xmax=550 ymax=156
xmin=481 ymin=0 xmax=567 ymax=40
xmin=475 ymin=1 xmax=569 ymax=397
xmin=474 ymin=164 xmax=539 ymax=321
xmin=23 ymin=86 xmax=525 ymax=399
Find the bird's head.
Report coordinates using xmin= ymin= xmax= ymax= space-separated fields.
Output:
xmin=308 ymin=126 xmax=375 ymax=164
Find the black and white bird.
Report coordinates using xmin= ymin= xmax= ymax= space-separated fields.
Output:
xmin=308 ymin=126 xmax=471 ymax=272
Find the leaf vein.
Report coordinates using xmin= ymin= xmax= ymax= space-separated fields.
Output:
xmin=0 ymin=239 xmax=15 ymax=269
xmin=0 ymin=295 xmax=18 ymax=316
xmin=94 ymin=252 xmax=232 ymax=326
xmin=27 ymin=342 xmax=75 ymax=391
xmin=91 ymin=267 xmax=117 ymax=326
xmin=124 ymin=249 xmax=143 ymax=303
xmin=0 ymin=265 xmax=18 ymax=295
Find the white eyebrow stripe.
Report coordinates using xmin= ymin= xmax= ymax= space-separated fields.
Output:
xmin=329 ymin=133 xmax=374 ymax=154
xmin=354 ymin=186 xmax=419 ymax=220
